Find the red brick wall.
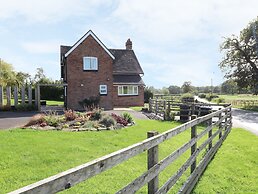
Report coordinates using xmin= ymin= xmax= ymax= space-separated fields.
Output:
xmin=113 ymin=85 xmax=144 ymax=107
xmin=66 ymin=35 xmax=114 ymax=110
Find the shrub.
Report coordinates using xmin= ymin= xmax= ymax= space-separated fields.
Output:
xmin=0 ymin=105 xmax=11 ymax=111
xmin=99 ymin=115 xmax=116 ymax=127
xmin=24 ymin=114 xmax=45 ymax=127
xmin=205 ymin=94 xmax=219 ymax=101
xmin=79 ymin=96 xmax=100 ymax=111
xmin=122 ymin=112 xmax=133 ymax=123
xmin=43 ymin=111 xmax=60 ymax=127
xmin=144 ymin=88 xmax=153 ymax=103
xmin=181 ymin=93 xmax=194 ymax=103
xmin=64 ymin=109 xmax=77 ymax=121
xmin=111 ymin=113 xmax=128 ymax=126
xmin=90 ymin=109 xmax=102 ymax=120
xmin=198 ymin=93 xmax=206 ymax=98
xmin=164 ymin=109 xmax=176 ymax=121
xmin=82 ymin=120 xmax=99 ymax=129
xmin=216 ymin=97 xmax=225 ymax=104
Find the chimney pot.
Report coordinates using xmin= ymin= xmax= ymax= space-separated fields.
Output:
xmin=125 ymin=38 xmax=132 ymax=50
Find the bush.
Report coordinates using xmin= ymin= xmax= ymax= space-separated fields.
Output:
xmin=216 ymin=97 xmax=225 ymax=104
xmin=64 ymin=109 xmax=77 ymax=121
xmin=198 ymin=93 xmax=206 ymax=98
xmin=24 ymin=114 xmax=45 ymax=127
xmin=90 ymin=109 xmax=102 ymax=120
xmin=43 ymin=111 xmax=61 ymax=127
xmin=122 ymin=112 xmax=133 ymax=123
xmin=79 ymin=96 xmax=100 ymax=111
xmin=111 ymin=113 xmax=128 ymax=126
xmin=144 ymin=88 xmax=153 ymax=103
xmin=82 ymin=120 xmax=99 ymax=129
xmin=164 ymin=109 xmax=176 ymax=121
xmin=99 ymin=115 xmax=116 ymax=127
xmin=181 ymin=93 xmax=194 ymax=103
xmin=0 ymin=105 xmax=11 ymax=111
xmin=205 ymin=94 xmax=219 ymax=101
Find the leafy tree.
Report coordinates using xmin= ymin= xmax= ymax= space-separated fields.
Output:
xmin=219 ymin=17 xmax=258 ymax=94
xmin=221 ymin=79 xmax=239 ymax=94
xmin=0 ymin=60 xmax=16 ymax=86
xmin=34 ymin=67 xmax=46 ymax=83
xmin=144 ymin=86 xmax=153 ymax=103
xmin=168 ymin=85 xmax=181 ymax=94
xmin=16 ymin=71 xmax=31 ymax=87
xmin=181 ymin=81 xmax=193 ymax=93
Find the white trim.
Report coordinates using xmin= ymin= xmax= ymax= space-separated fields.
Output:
xmin=118 ymin=85 xmax=138 ymax=96
xmin=64 ymin=30 xmax=115 ymax=59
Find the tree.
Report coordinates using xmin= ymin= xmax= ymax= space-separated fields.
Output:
xmin=16 ymin=71 xmax=31 ymax=87
xmin=34 ymin=67 xmax=46 ymax=83
xmin=168 ymin=85 xmax=181 ymax=94
xmin=0 ymin=60 xmax=16 ymax=86
xmin=221 ymin=79 xmax=238 ymax=94
xmin=181 ymin=81 xmax=193 ymax=93
xmin=144 ymin=86 xmax=153 ymax=103
xmin=219 ymin=17 xmax=258 ymax=94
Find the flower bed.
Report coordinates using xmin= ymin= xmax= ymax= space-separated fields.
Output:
xmin=24 ymin=109 xmax=134 ymax=132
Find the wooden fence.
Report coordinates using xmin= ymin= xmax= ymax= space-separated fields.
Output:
xmin=0 ymin=85 xmax=37 ymax=108
xmin=9 ymin=106 xmax=232 ymax=194
xmin=149 ymin=98 xmax=230 ymax=121
xmin=229 ymin=100 xmax=258 ymax=107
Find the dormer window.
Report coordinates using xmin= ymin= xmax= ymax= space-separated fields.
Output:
xmin=83 ymin=57 xmax=98 ymax=70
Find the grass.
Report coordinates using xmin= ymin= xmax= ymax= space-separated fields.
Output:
xmin=0 ymin=121 xmax=257 ymax=193
xmin=129 ymin=103 xmax=149 ymax=111
xmin=193 ymin=128 xmax=258 ymax=193
xmin=218 ymin=94 xmax=258 ymax=101
xmin=46 ymin=100 xmax=64 ymax=106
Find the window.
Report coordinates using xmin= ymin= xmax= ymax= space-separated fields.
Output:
xmin=118 ymin=85 xmax=138 ymax=96
xmin=83 ymin=57 xmax=98 ymax=70
xmin=99 ymin=85 xmax=107 ymax=95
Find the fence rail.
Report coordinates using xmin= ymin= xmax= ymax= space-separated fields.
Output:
xmin=229 ymin=99 xmax=258 ymax=107
xmin=148 ymin=98 xmax=230 ymax=121
xmin=9 ymin=105 xmax=232 ymax=194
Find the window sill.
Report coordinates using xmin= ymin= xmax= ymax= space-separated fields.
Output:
xmin=118 ymin=94 xmax=139 ymax=96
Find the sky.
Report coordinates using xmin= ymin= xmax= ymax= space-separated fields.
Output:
xmin=0 ymin=0 xmax=258 ymax=88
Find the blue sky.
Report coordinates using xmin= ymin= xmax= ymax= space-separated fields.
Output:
xmin=0 ymin=0 xmax=258 ymax=88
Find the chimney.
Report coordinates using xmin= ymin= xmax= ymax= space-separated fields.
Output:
xmin=125 ymin=38 xmax=132 ymax=50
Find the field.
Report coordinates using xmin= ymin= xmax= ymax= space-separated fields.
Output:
xmin=46 ymin=100 xmax=64 ymax=106
xmin=219 ymin=94 xmax=258 ymax=101
xmin=0 ymin=120 xmax=257 ymax=193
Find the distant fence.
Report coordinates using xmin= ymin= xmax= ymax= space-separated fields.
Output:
xmin=229 ymin=100 xmax=258 ymax=107
xmin=9 ymin=106 xmax=232 ymax=194
xmin=149 ymin=98 xmax=230 ymax=121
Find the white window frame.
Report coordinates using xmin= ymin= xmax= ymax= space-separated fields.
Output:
xmin=118 ymin=85 xmax=138 ymax=96
xmin=99 ymin=85 xmax=107 ymax=95
xmin=83 ymin=57 xmax=98 ymax=70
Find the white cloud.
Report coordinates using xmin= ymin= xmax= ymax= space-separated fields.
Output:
xmin=21 ymin=41 xmax=60 ymax=54
xmin=0 ymin=0 xmax=112 ymax=23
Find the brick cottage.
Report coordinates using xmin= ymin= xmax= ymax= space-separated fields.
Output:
xmin=60 ymin=30 xmax=145 ymax=110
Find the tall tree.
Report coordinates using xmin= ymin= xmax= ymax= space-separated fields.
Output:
xmin=219 ymin=17 xmax=258 ymax=94
xmin=168 ymin=85 xmax=181 ymax=94
xmin=181 ymin=81 xmax=193 ymax=93
xmin=0 ymin=59 xmax=16 ymax=86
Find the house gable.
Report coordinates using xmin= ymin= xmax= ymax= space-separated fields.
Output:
xmin=64 ymin=30 xmax=115 ymax=59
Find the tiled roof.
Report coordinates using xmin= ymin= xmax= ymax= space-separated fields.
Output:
xmin=113 ymin=75 xmax=145 ymax=85
xmin=109 ymin=49 xmax=144 ymax=75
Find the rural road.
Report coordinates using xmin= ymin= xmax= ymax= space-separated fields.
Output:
xmin=194 ymin=96 xmax=258 ymax=136
xmin=232 ymin=108 xmax=258 ymax=136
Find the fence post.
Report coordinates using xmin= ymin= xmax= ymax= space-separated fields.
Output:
xmin=208 ymin=118 xmax=213 ymax=150
xmin=21 ymin=86 xmax=25 ymax=104
xmin=6 ymin=86 xmax=11 ymax=106
xmin=28 ymin=86 xmax=32 ymax=105
xmin=13 ymin=86 xmax=18 ymax=107
xmin=191 ymin=115 xmax=197 ymax=173
xmin=147 ymin=131 xmax=159 ymax=194
xmin=163 ymin=100 xmax=167 ymax=120
xmin=218 ymin=108 xmax=222 ymax=139
xmin=37 ymin=85 xmax=40 ymax=111
xmin=155 ymin=99 xmax=158 ymax=115
xmin=149 ymin=99 xmax=152 ymax=112
xmin=0 ymin=86 xmax=3 ymax=107
xmin=224 ymin=109 xmax=228 ymax=131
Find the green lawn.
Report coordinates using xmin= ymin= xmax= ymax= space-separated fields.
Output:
xmin=129 ymin=103 xmax=149 ymax=111
xmin=193 ymin=128 xmax=258 ymax=193
xmin=219 ymin=94 xmax=258 ymax=101
xmin=46 ymin=100 xmax=64 ymax=106
xmin=0 ymin=121 xmax=257 ymax=193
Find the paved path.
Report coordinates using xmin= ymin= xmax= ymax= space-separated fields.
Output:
xmin=105 ymin=108 xmax=149 ymax=120
xmin=0 ymin=112 xmax=38 ymax=130
xmin=232 ymin=108 xmax=258 ymax=136
xmin=194 ymin=96 xmax=258 ymax=136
